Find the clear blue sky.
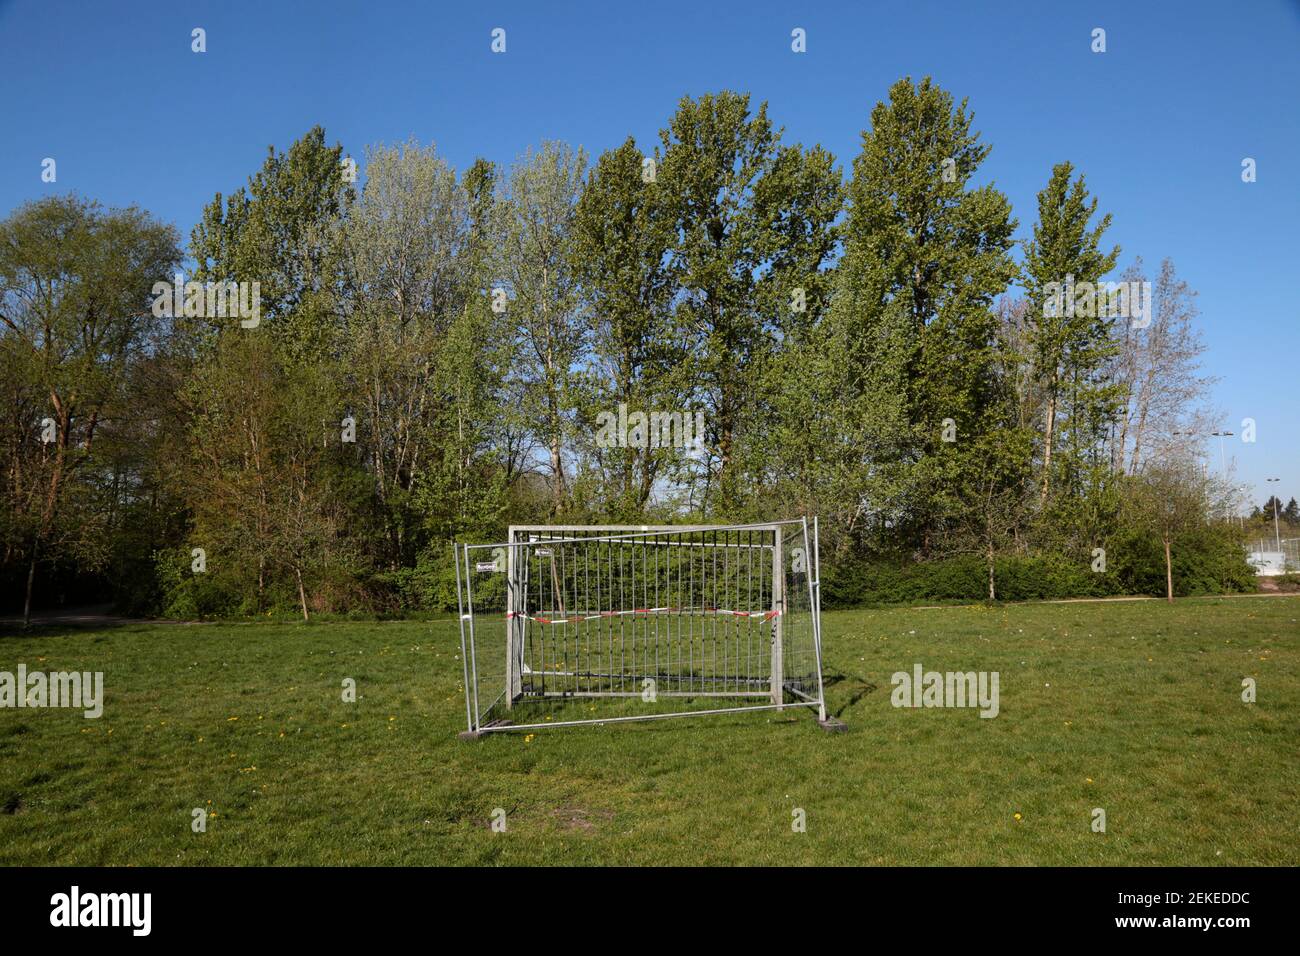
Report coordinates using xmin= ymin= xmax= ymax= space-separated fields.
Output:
xmin=1 ymin=0 xmax=1296 ymax=509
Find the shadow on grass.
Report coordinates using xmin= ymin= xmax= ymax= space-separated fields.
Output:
xmin=0 ymin=610 xmax=139 ymax=638
xmin=823 ymin=669 xmax=878 ymax=719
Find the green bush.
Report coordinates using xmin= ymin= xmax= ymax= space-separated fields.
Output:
xmin=1108 ymin=525 xmax=1256 ymax=597
xmin=394 ymin=543 xmax=509 ymax=613
xmin=820 ymin=525 xmax=1254 ymax=608
xmin=153 ymin=547 xmax=243 ymax=619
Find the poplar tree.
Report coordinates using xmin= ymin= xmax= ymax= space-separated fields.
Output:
xmin=1021 ymin=162 xmax=1120 ymax=507
xmin=569 ymin=137 xmax=680 ymax=516
xmin=834 ymin=77 xmax=1019 ymax=551
xmin=657 ymin=92 xmax=840 ymax=513
xmin=191 ymin=125 xmax=354 ymax=361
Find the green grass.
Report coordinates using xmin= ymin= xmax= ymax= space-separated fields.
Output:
xmin=1 ymin=597 xmax=1296 ymax=865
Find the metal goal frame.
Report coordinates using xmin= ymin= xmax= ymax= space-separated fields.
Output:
xmin=454 ymin=517 xmax=832 ymax=736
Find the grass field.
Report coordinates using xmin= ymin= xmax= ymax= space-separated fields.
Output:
xmin=1 ymin=597 xmax=1297 ymax=865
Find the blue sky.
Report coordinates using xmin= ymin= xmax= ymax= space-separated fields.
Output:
xmin=1 ymin=0 xmax=1296 ymax=508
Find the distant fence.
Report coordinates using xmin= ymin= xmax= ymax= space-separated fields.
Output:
xmin=1246 ymin=538 xmax=1299 ymax=575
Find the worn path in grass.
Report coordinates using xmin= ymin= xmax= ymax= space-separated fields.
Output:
xmin=0 ymin=596 xmax=1295 ymax=865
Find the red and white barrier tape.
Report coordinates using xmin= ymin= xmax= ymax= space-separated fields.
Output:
xmin=505 ymin=607 xmax=781 ymax=626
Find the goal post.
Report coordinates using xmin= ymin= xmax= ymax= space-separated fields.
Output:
xmin=454 ymin=518 xmax=832 ymax=736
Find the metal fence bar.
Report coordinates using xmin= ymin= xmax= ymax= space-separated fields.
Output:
xmin=455 ymin=543 xmax=473 ymax=735
xmin=475 ymin=700 xmax=821 ymax=734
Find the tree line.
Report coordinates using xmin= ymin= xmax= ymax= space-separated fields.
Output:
xmin=0 ymin=77 xmax=1252 ymax=623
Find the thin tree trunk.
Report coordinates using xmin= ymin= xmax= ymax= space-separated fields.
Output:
xmin=1040 ymin=391 xmax=1057 ymax=503
xmin=1113 ymin=384 xmax=1132 ymax=473
xmin=26 ymin=401 xmax=70 ymax=629
xmin=296 ymin=566 xmax=309 ymax=621
xmin=716 ymin=386 xmax=736 ymax=511
xmin=1130 ymin=397 xmax=1151 ymax=476
xmin=1164 ymin=538 xmax=1173 ymax=602
xmin=23 ymin=546 xmax=37 ymax=628
xmin=549 ymin=429 xmax=565 ymax=513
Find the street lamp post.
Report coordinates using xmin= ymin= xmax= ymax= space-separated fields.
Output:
xmin=1183 ymin=429 xmax=1239 ymax=524
xmin=1266 ymin=477 xmax=1281 ymax=553
xmin=1208 ymin=430 xmax=1234 ymax=526
xmin=1210 ymin=431 xmax=1234 ymax=475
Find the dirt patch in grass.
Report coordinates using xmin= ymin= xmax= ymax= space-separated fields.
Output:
xmin=550 ymin=804 xmax=613 ymax=832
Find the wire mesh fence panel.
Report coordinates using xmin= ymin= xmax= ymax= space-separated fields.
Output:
xmin=1246 ymin=537 xmax=1300 ymax=574
xmin=455 ymin=520 xmax=827 ymax=734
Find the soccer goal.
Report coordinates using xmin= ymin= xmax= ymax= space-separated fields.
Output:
xmin=454 ymin=518 xmax=836 ymax=736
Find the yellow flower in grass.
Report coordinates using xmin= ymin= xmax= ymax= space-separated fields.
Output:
xmin=1013 ymin=812 xmax=1022 ymax=821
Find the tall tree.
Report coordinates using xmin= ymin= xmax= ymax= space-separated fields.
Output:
xmin=834 ymin=76 xmax=1019 ymax=552
xmin=191 ymin=126 xmax=353 ymax=360
xmin=415 ymin=157 xmax=519 ymax=567
xmin=658 ymin=92 xmax=778 ymax=511
xmin=176 ymin=331 xmax=357 ymax=619
xmin=501 ymin=142 xmax=588 ymax=515
xmin=1021 ymin=162 xmax=1120 ymax=506
xmin=180 ymin=128 xmax=362 ymax=614
xmin=570 ymin=137 xmax=684 ymax=516
xmin=657 ymin=91 xmax=841 ymax=512
xmin=0 ymin=195 xmax=179 ymax=624
xmin=343 ymin=140 xmax=492 ymax=564
xmin=737 ymin=137 xmax=843 ymax=520
xmin=1110 ymin=257 xmax=1213 ymax=475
